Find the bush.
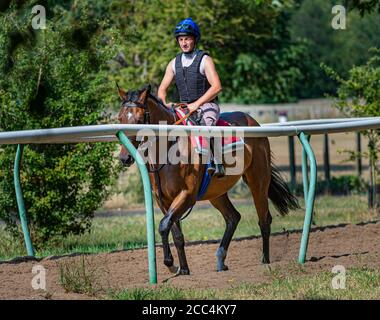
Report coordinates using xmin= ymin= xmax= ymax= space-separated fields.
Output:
xmin=0 ymin=2 xmax=121 ymax=246
xmin=323 ymin=175 xmax=366 ymax=195
xmin=323 ymin=47 xmax=380 ymax=208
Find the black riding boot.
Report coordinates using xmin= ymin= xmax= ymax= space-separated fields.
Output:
xmin=206 ymin=137 xmax=225 ymax=178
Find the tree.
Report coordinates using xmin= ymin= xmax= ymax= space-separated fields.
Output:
xmin=323 ymin=48 xmax=380 ymax=208
xmin=290 ymin=0 xmax=380 ymax=98
xmin=108 ymin=0 xmax=309 ymax=103
xmin=348 ymin=0 xmax=380 ymax=16
xmin=0 ymin=1 xmax=121 ymax=246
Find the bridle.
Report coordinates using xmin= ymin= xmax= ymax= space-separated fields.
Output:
xmin=118 ymin=94 xmax=177 ymax=172
xmin=118 ymin=95 xmax=174 ymax=212
xmin=119 ymin=100 xmax=151 ymax=125
xmin=119 ymin=93 xmax=178 ymax=125
xmin=118 ymin=92 xmax=196 ymax=216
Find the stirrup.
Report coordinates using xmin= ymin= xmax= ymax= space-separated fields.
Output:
xmin=214 ymin=164 xmax=226 ymax=178
xmin=207 ymin=163 xmax=216 ymax=176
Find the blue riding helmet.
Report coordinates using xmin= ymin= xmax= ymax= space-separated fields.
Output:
xmin=174 ymin=18 xmax=201 ymax=42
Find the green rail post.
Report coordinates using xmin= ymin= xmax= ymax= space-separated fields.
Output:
xmin=298 ymin=133 xmax=317 ymax=264
xmin=301 ymin=135 xmax=310 ymax=204
xmin=116 ymin=131 xmax=157 ymax=284
xmin=14 ymin=144 xmax=34 ymax=257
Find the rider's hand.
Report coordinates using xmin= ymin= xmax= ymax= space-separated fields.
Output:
xmin=187 ymin=102 xmax=200 ymax=112
xmin=165 ymin=102 xmax=175 ymax=109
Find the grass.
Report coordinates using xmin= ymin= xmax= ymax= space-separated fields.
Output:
xmin=58 ymin=255 xmax=108 ymax=296
xmin=0 ymin=195 xmax=378 ymax=260
xmin=109 ymin=265 xmax=380 ymax=300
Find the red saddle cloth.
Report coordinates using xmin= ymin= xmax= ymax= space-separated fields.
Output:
xmin=175 ymin=107 xmax=245 ymax=154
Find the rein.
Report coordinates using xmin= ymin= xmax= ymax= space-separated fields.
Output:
xmin=174 ymin=108 xmax=196 ymax=125
xmin=120 ymin=94 xmax=196 ymax=220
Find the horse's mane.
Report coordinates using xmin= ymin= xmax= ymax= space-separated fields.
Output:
xmin=127 ymin=87 xmax=166 ymax=109
xmin=148 ymin=92 xmax=167 ymax=109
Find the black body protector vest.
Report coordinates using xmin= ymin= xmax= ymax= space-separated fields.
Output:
xmin=174 ymin=50 xmax=217 ymax=104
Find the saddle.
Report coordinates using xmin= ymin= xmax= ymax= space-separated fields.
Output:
xmin=174 ymin=106 xmax=245 ymax=156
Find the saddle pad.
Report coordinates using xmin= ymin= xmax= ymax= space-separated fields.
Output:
xmin=175 ymin=107 xmax=245 ymax=155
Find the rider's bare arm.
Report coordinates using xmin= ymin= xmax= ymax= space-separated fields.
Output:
xmin=188 ymin=56 xmax=222 ymax=111
xmin=158 ymin=59 xmax=175 ymax=107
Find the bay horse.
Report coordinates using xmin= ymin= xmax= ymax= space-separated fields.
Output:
xmin=117 ymin=84 xmax=299 ymax=275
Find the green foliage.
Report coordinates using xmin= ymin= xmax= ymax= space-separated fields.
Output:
xmin=107 ymin=0 xmax=380 ymax=102
xmin=323 ymin=47 xmax=380 ymax=207
xmin=323 ymin=48 xmax=380 ymax=118
xmin=348 ymin=0 xmax=380 ymax=16
xmin=325 ymin=175 xmax=366 ymax=195
xmin=290 ymin=0 xmax=380 ymax=98
xmin=109 ymin=0 xmax=309 ymax=104
xmin=0 ymin=1 xmax=122 ymax=246
xmin=229 ymin=38 xmax=309 ymax=103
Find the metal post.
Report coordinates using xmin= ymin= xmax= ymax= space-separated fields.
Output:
xmin=288 ymin=136 xmax=296 ymax=191
xmin=301 ymin=136 xmax=310 ymax=205
xmin=323 ymin=134 xmax=330 ymax=193
xmin=116 ymin=131 xmax=157 ymax=284
xmin=298 ymin=133 xmax=317 ymax=264
xmin=14 ymin=144 xmax=34 ymax=257
xmin=356 ymin=132 xmax=362 ymax=177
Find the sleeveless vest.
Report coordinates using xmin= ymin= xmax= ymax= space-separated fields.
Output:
xmin=174 ymin=50 xmax=217 ymax=103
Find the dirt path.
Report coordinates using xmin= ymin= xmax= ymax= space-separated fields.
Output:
xmin=0 ymin=221 xmax=379 ymax=299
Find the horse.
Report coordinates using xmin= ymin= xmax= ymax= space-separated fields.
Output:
xmin=117 ymin=84 xmax=299 ymax=275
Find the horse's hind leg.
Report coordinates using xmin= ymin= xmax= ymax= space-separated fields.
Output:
xmin=243 ymin=146 xmax=272 ymax=264
xmin=210 ymin=194 xmax=241 ymax=271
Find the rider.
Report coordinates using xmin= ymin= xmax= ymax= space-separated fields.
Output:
xmin=158 ymin=17 xmax=225 ymax=177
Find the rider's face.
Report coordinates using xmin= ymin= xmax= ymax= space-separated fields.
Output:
xmin=177 ymin=36 xmax=196 ymax=53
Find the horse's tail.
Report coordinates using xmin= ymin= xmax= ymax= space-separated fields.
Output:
xmin=269 ymin=164 xmax=300 ymax=216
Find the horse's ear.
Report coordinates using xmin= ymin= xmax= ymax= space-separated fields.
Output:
xmin=116 ymin=82 xmax=127 ymax=101
xmin=143 ymin=84 xmax=151 ymax=93
xmin=138 ymin=84 xmax=151 ymax=103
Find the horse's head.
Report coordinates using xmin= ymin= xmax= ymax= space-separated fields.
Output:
xmin=117 ymin=84 xmax=151 ymax=167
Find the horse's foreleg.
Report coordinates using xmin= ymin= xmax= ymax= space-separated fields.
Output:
xmin=155 ymin=198 xmax=177 ymax=273
xmin=158 ymin=212 xmax=176 ymax=272
xmin=210 ymin=194 xmax=241 ymax=272
xmin=158 ymin=191 xmax=193 ymax=275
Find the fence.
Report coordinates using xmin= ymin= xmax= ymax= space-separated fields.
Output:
xmin=263 ymin=118 xmax=375 ymax=191
xmin=1 ymin=117 xmax=380 ymax=284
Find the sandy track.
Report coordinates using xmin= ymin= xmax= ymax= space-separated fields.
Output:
xmin=0 ymin=221 xmax=379 ymax=299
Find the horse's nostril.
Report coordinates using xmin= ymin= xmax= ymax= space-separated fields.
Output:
xmin=120 ymin=155 xmax=134 ymax=167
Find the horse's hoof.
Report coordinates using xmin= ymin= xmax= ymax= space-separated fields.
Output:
xmin=164 ymin=258 xmax=174 ymax=268
xmin=168 ymin=265 xmax=179 ymax=274
xmin=217 ymin=265 xmax=229 ymax=272
xmin=261 ymin=257 xmax=270 ymax=264
xmin=177 ymin=268 xmax=190 ymax=275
